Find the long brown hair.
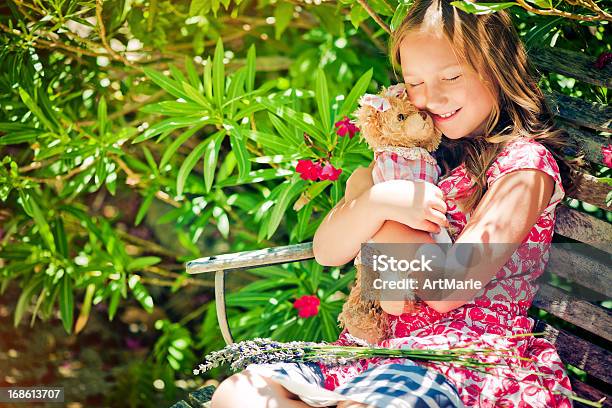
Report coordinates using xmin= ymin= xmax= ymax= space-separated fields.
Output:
xmin=388 ymin=0 xmax=581 ymax=213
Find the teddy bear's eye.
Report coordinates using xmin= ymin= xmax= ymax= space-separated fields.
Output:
xmin=397 ymin=114 xmax=406 ymax=121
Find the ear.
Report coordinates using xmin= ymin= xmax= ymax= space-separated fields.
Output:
xmin=354 ymin=104 xmax=382 ymax=148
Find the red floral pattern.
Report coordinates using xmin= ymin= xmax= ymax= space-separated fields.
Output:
xmin=318 ymin=138 xmax=574 ymax=407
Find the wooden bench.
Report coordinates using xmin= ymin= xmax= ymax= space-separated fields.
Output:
xmin=171 ymin=46 xmax=611 ymax=407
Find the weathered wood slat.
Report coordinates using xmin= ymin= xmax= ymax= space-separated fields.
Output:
xmin=186 ymin=242 xmax=314 ymax=274
xmin=570 ymin=172 xmax=612 ymax=210
xmin=562 ymin=124 xmax=611 ymax=166
xmin=528 ymin=46 xmax=612 ymax=88
xmin=554 ymin=206 xmax=612 ymax=253
xmin=535 ymin=320 xmax=612 ymax=385
xmin=570 ymin=379 xmax=611 ymax=408
xmin=533 ymin=283 xmax=612 ymax=342
xmin=546 ymin=245 xmax=612 ymax=298
xmin=545 ymin=90 xmax=612 ymax=133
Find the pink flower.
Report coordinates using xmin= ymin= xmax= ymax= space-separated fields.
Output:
xmin=295 ymin=160 xmax=342 ymax=181
xmin=295 ymin=159 xmax=322 ymax=180
xmin=293 ymin=294 xmax=320 ymax=318
xmin=319 ymin=163 xmax=343 ymax=181
xmin=602 ymin=144 xmax=612 ymax=168
xmin=334 ymin=116 xmax=360 ymax=139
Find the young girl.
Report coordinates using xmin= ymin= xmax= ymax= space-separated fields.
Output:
xmin=210 ymin=0 xmax=580 ymax=406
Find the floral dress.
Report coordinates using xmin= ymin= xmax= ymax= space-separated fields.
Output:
xmin=317 ymin=137 xmax=574 ymax=407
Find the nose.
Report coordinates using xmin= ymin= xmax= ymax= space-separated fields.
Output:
xmin=416 ymin=83 xmax=448 ymax=113
xmin=418 ymin=111 xmax=429 ymax=120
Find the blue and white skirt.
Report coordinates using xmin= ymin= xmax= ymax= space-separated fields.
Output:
xmin=244 ymin=359 xmax=464 ymax=407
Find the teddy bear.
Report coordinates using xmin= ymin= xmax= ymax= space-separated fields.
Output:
xmin=336 ymin=83 xmax=453 ymax=345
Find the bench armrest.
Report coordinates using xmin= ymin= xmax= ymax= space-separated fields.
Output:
xmin=185 ymin=242 xmax=315 ymax=274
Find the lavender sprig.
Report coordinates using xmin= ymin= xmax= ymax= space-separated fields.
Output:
xmin=193 ymin=336 xmax=525 ymax=376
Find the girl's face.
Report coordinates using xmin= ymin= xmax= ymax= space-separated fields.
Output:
xmin=399 ymin=31 xmax=498 ymax=140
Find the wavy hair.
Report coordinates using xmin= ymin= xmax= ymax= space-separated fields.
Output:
xmin=388 ymin=0 xmax=581 ymax=213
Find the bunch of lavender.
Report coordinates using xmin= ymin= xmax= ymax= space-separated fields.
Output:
xmin=193 ymin=334 xmax=521 ymax=376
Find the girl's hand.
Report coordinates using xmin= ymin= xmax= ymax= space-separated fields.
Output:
xmin=369 ymin=179 xmax=449 ymax=234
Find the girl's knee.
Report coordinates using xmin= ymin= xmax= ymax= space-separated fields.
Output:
xmin=210 ymin=370 xmax=296 ymax=408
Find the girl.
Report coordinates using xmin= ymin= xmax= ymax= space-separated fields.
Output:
xmin=210 ymin=0 xmax=580 ymax=406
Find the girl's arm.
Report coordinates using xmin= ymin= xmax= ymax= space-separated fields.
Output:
xmin=312 ymin=173 xmax=448 ymax=266
xmin=419 ymin=169 xmax=554 ymax=313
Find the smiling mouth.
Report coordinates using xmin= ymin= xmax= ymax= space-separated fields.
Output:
xmin=432 ymin=108 xmax=461 ymax=121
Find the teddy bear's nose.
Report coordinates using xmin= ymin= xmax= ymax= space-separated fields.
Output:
xmin=418 ymin=111 xmax=429 ymax=121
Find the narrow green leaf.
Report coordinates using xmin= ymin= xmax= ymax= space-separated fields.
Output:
xmin=18 ymin=190 xmax=56 ymax=253
xmin=127 ymin=256 xmax=161 ymax=271
xmin=274 ymin=2 xmax=294 ymax=40
xmin=143 ymin=67 xmax=193 ymax=101
xmin=128 ymin=275 xmax=154 ymax=313
xmin=245 ymin=44 xmax=256 ymax=93
xmin=98 ymin=96 xmax=108 ymax=138
xmin=267 ymin=175 xmax=307 ymax=239
xmin=108 ymin=282 xmax=121 ymax=321
xmin=159 ymin=125 xmax=204 ymax=170
xmin=132 ymin=116 xmax=214 ymax=144
xmin=203 ymin=56 xmax=213 ymax=100
xmin=450 ymin=1 xmax=517 ymax=15
xmin=53 ymin=216 xmax=68 ymax=258
xmin=390 ymin=2 xmax=411 ymax=32
xmin=217 ymin=168 xmax=294 ymax=187
xmin=18 ymin=88 xmax=58 ymax=132
xmin=257 ymin=97 xmax=326 ymax=142
xmin=59 ymin=274 xmax=74 ymax=334
xmin=135 ymin=190 xmax=155 ymax=226
xmin=185 ymin=55 xmax=202 ymax=89
xmin=338 ymin=68 xmax=373 ymax=118
xmin=203 ymin=130 xmax=225 ymax=193
xmin=227 ymin=123 xmax=251 ymax=182
xmin=212 ymin=38 xmax=225 ymax=108
xmin=0 ymin=131 xmax=40 ymax=145
xmin=14 ymin=277 xmax=44 ymax=327
xmin=177 ymin=139 xmax=209 ymax=196
xmin=315 ymin=68 xmax=331 ymax=135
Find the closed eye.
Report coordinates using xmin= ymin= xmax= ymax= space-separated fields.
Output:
xmin=446 ymin=75 xmax=461 ymax=82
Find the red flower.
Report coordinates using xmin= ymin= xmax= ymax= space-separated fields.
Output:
xmin=296 ymin=159 xmax=322 ymax=180
xmin=293 ymin=294 xmax=320 ymax=318
xmin=295 ymin=159 xmax=342 ymax=181
xmin=319 ymin=163 xmax=343 ymax=181
xmin=602 ymin=144 xmax=612 ymax=168
xmin=334 ymin=116 xmax=360 ymax=139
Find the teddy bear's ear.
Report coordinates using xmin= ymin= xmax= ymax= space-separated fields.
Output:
xmin=384 ymin=83 xmax=407 ymax=99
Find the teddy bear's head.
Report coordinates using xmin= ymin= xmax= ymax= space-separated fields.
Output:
xmin=353 ymin=83 xmax=442 ymax=152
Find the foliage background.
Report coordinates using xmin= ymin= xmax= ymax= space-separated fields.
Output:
xmin=0 ymin=0 xmax=610 ymax=406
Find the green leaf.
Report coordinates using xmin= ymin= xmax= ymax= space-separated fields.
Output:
xmin=135 ymin=190 xmax=155 ymax=226
xmin=315 ymin=68 xmax=331 ymax=136
xmin=390 ymin=2 xmax=411 ymax=32
xmin=59 ymin=274 xmax=74 ymax=334
xmin=98 ymin=96 xmax=108 ymax=138
xmin=268 ymin=112 xmax=303 ymax=148
xmin=267 ymin=175 xmax=307 ymax=239
xmin=127 ymin=256 xmax=161 ymax=271
xmin=217 ymin=168 xmax=294 ymax=187
xmin=274 ymin=2 xmax=294 ymax=40
xmin=349 ymin=4 xmax=370 ymax=29
xmin=319 ymin=308 xmax=339 ymax=341
xmin=159 ymin=125 xmax=204 ymax=170
xmin=177 ymin=138 xmax=208 ymax=196
xmin=184 ymin=55 xmax=202 ymax=89
xmin=203 ymin=56 xmax=213 ymax=100
xmin=213 ymin=38 xmax=225 ymax=109
xmin=245 ymin=44 xmax=256 ymax=93
xmin=14 ymin=276 xmax=44 ymax=327
xmin=450 ymin=1 xmax=517 ymax=15
xmin=226 ymin=68 xmax=246 ymax=117
xmin=226 ymin=123 xmax=251 ymax=182
xmin=142 ymin=67 xmax=195 ymax=102
xmin=128 ymin=275 xmax=154 ymax=313
xmin=53 ymin=216 xmax=68 ymax=258
xmin=256 ymin=97 xmax=326 ymax=143
xmin=132 ymin=116 xmax=214 ymax=144
xmin=0 ymin=130 xmax=41 ymax=145
xmin=18 ymin=190 xmax=56 ymax=252
xmin=108 ymin=281 xmax=122 ymax=321
xmin=203 ymin=130 xmax=226 ymax=193
xmin=338 ymin=68 xmax=373 ymax=118
xmin=18 ymin=88 xmax=58 ymax=133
